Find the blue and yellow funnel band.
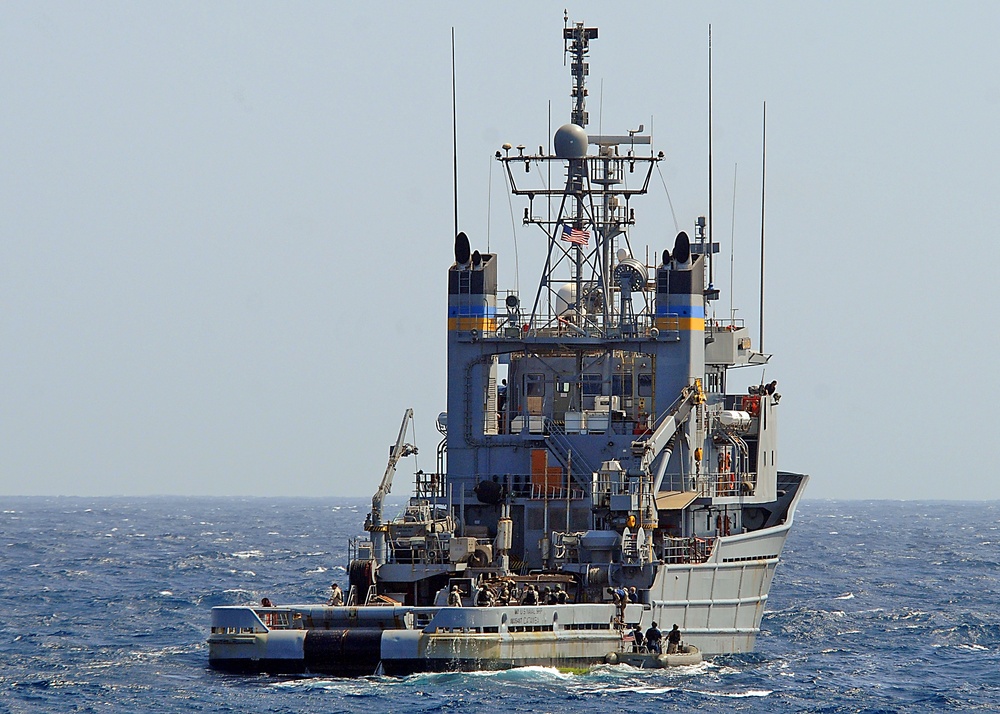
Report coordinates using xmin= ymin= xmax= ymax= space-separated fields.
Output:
xmin=655 ymin=304 xmax=705 ymax=318
xmin=447 ymin=305 xmax=497 ymax=318
xmin=655 ymin=316 xmax=705 ymax=332
xmin=449 ymin=317 xmax=498 ymax=332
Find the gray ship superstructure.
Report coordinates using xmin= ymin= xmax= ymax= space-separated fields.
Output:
xmin=209 ymin=20 xmax=808 ymax=676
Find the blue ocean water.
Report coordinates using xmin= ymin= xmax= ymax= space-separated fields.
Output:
xmin=2 ymin=497 xmax=998 ymax=713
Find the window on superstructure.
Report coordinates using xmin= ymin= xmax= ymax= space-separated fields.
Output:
xmin=525 ymin=374 xmax=545 ymax=397
xmin=612 ymin=373 xmax=633 ymax=396
xmin=638 ymin=374 xmax=653 ymax=397
xmin=582 ymin=374 xmax=602 ymax=396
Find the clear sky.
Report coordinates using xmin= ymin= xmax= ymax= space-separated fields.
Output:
xmin=2 ymin=2 xmax=998 ymax=500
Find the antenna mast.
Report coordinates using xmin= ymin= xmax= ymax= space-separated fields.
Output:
xmin=451 ymin=28 xmax=459 ymax=238
xmin=565 ymin=22 xmax=596 ymax=325
xmin=759 ymin=102 xmax=767 ymax=352
xmin=707 ymin=24 xmax=714 ymax=287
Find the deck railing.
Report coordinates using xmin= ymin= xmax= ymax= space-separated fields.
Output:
xmin=659 ymin=536 xmax=715 ymax=564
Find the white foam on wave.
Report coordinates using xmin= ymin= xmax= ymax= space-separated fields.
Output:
xmin=834 ymin=592 xmax=855 ymax=600
xmin=697 ymin=689 xmax=773 ymax=698
xmin=231 ymin=550 xmax=264 ymax=559
xmin=306 ymin=566 xmax=328 ymax=574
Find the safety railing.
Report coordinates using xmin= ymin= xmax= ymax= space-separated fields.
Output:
xmin=693 ymin=471 xmax=756 ymax=498
xmin=659 ymin=536 xmax=715 ymax=564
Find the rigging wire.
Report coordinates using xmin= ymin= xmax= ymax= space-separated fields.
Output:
xmin=505 ymin=166 xmax=520 ymax=294
xmin=654 ymin=164 xmax=681 ymax=234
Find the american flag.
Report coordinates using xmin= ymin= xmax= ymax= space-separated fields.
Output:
xmin=561 ymin=224 xmax=590 ymax=246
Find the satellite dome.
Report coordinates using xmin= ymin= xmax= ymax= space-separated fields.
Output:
xmin=554 ymin=123 xmax=588 ymax=158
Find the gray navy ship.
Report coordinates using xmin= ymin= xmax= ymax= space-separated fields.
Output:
xmin=208 ymin=19 xmax=808 ymax=676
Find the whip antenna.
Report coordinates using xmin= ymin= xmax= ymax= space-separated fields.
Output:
xmin=759 ymin=101 xmax=767 ymax=352
xmin=730 ymin=162 xmax=737 ymax=323
xmin=708 ymin=24 xmax=714 ymax=286
xmin=452 ymin=28 xmax=459 ymax=238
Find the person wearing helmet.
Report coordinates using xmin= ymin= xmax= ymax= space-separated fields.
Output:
xmin=327 ymin=582 xmax=343 ymax=606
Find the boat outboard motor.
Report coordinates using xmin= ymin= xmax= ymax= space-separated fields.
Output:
xmin=672 ymin=231 xmax=691 ymax=268
xmin=455 ymin=231 xmax=471 ymax=268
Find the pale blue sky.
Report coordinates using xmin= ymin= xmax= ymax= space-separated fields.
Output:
xmin=2 ymin=2 xmax=998 ymax=499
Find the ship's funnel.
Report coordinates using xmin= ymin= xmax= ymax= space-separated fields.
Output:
xmin=455 ymin=231 xmax=471 ymax=266
xmin=672 ymin=231 xmax=691 ymax=266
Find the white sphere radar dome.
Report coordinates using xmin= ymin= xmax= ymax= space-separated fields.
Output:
xmin=554 ymin=123 xmax=588 ymax=159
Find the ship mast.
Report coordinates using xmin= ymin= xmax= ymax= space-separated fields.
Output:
xmin=499 ymin=21 xmax=660 ymax=340
xmin=566 ymin=21 xmax=594 ymax=329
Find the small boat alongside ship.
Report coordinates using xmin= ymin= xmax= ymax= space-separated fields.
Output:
xmin=605 ymin=646 xmax=702 ymax=669
xmin=208 ymin=18 xmax=808 ymax=676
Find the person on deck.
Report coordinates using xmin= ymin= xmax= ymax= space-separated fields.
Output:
xmin=521 ymin=584 xmax=538 ymax=605
xmin=614 ymin=586 xmax=629 ymax=618
xmin=476 ymin=586 xmax=494 ymax=607
xmin=327 ymin=583 xmax=343 ymax=606
xmin=667 ymin=624 xmax=682 ymax=654
xmin=645 ymin=621 xmax=663 ymax=654
xmin=448 ymin=585 xmax=463 ymax=607
xmin=631 ymin=625 xmax=645 ymax=653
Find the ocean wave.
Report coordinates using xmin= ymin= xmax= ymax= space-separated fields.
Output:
xmin=4 ymin=498 xmax=1000 ymax=713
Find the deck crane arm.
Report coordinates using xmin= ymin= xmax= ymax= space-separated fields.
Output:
xmin=630 ymin=384 xmax=701 ymax=492
xmin=366 ymin=408 xmax=417 ymax=564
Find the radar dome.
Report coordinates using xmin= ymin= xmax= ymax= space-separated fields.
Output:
xmin=554 ymin=123 xmax=588 ymax=159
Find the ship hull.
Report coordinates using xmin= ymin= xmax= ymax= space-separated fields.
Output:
xmin=646 ymin=513 xmax=799 ymax=654
xmin=208 ymin=509 xmax=801 ymax=675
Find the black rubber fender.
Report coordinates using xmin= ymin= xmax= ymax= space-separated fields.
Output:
xmin=303 ymin=628 xmax=383 ymax=676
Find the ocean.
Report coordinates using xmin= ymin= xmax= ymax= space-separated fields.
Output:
xmin=2 ymin=497 xmax=997 ymax=713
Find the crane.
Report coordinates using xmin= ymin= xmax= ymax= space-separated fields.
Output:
xmin=366 ymin=408 xmax=418 ymax=564
xmin=630 ymin=383 xmax=702 ymax=491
